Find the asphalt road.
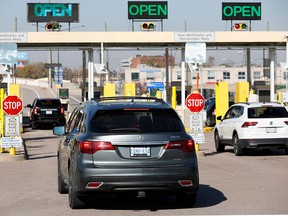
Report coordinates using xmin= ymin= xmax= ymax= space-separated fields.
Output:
xmin=0 ymin=84 xmax=287 ymax=215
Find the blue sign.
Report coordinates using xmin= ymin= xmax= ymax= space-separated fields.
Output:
xmin=17 ymin=52 xmax=28 ymax=61
xmin=140 ymin=69 xmax=161 ymax=73
xmin=147 ymin=82 xmax=164 ymax=91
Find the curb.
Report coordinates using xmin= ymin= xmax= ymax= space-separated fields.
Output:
xmin=0 ymin=153 xmax=26 ymax=162
xmin=204 ymin=127 xmax=213 ymax=132
xmin=196 ymin=151 xmax=206 ymax=157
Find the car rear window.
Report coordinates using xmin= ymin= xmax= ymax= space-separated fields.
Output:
xmin=89 ymin=109 xmax=185 ymax=133
xmin=248 ymin=107 xmax=288 ymax=118
xmin=36 ymin=99 xmax=61 ymax=107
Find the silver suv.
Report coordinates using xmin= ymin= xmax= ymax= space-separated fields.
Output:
xmin=53 ymin=96 xmax=199 ymax=209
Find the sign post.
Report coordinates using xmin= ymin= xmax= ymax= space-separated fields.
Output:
xmin=1 ymin=95 xmax=23 ymax=154
xmin=186 ymin=92 xmax=205 ymax=151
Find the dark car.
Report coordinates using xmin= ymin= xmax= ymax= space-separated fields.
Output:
xmin=53 ymin=96 xmax=199 ymax=209
xmin=204 ymin=97 xmax=216 ymax=127
xmin=26 ymin=98 xmax=66 ymax=129
xmin=204 ymin=97 xmax=234 ymax=127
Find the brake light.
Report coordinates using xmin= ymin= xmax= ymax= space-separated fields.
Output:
xmin=61 ymin=107 xmax=64 ymax=114
xmin=78 ymin=141 xmax=115 ymax=154
xmin=33 ymin=107 xmax=39 ymax=114
xmin=164 ymin=139 xmax=195 ymax=152
xmin=241 ymin=122 xmax=258 ymax=128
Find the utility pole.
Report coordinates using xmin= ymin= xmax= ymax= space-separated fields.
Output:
xmin=49 ymin=49 xmax=52 ymax=88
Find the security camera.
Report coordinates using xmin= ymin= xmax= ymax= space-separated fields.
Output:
xmin=100 ymin=65 xmax=106 ymax=71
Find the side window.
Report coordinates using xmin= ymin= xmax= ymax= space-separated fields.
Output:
xmin=75 ymin=111 xmax=85 ymax=132
xmin=232 ymin=106 xmax=244 ymax=118
xmin=223 ymin=108 xmax=233 ymax=120
xmin=68 ymin=108 xmax=80 ymax=133
xmin=67 ymin=107 xmax=78 ymax=126
xmin=224 ymin=106 xmax=243 ymax=119
xmin=32 ymin=99 xmax=37 ymax=107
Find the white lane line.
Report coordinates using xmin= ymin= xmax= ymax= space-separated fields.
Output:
xmin=21 ymin=86 xmax=40 ymax=98
xmin=70 ymin=96 xmax=81 ymax=103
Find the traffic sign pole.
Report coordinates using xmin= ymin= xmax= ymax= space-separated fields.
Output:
xmin=185 ymin=92 xmax=205 ymax=153
xmin=1 ymin=95 xmax=23 ymax=155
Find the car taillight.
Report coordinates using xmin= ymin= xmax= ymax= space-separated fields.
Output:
xmin=78 ymin=141 xmax=115 ymax=154
xmin=61 ymin=107 xmax=64 ymax=114
xmin=164 ymin=139 xmax=195 ymax=152
xmin=33 ymin=107 xmax=39 ymax=114
xmin=241 ymin=122 xmax=258 ymax=128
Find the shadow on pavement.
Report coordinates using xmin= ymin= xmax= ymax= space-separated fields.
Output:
xmin=84 ymin=184 xmax=226 ymax=211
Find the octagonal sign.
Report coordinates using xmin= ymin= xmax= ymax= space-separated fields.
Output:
xmin=186 ymin=92 xmax=205 ymax=113
xmin=2 ymin=95 xmax=23 ymax=115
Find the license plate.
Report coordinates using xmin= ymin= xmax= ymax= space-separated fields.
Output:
xmin=46 ymin=110 xmax=52 ymax=114
xmin=130 ymin=147 xmax=151 ymax=157
xmin=266 ymin=127 xmax=276 ymax=133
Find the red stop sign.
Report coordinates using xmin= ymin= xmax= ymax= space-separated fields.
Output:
xmin=186 ymin=92 xmax=205 ymax=113
xmin=2 ymin=95 xmax=23 ymax=115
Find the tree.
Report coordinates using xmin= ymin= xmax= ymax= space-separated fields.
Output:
xmin=16 ymin=62 xmax=48 ymax=79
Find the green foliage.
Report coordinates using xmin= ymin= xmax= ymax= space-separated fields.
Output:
xmin=16 ymin=62 xmax=48 ymax=79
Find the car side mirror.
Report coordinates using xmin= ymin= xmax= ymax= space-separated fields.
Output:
xmin=216 ymin=116 xmax=222 ymax=121
xmin=53 ymin=125 xmax=66 ymax=136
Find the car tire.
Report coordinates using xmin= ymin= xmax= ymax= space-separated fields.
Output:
xmin=176 ymin=192 xmax=197 ymax=207
xmin=68 ymin=167 xmax=86 ymax=209
xmin=58 ymin=160 xmax=68 ymax=194
xmin=215 ymin=131 xmax=225 ymax=152
xmin=233 ymin=133 xmax=244 ymax=156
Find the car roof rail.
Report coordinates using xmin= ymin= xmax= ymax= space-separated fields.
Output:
xmin=91 ymin=96 xmax=165 ymax=104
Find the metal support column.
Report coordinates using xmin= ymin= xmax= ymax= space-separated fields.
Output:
xmin=181 ymin=48 xmax=186 ymax=122
xmin=82 ymin=50 xmax=87 ymax=102
xmin=87 ymin=49 xmax=94 ymax=100
xmin=48 ymin=49 xmax=52 ymax=88
xmin=165 ymin=48 xmax=169 ymax=103
xmin=246 ymin=48 xmax=251 ymax=89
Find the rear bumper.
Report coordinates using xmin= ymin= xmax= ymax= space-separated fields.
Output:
xmin=239 ymin=138 xmax=288 ymax=150
xmin=76 ymin=175 xmax=199 ymax=195
xmin=33 ymin=117 xmax=66 ymax=125
xmin=73 ymin=165 xmax=199 ymax=195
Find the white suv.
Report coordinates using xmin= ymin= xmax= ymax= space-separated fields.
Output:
xmin=214 ymin=102 xmax=288 ymax=156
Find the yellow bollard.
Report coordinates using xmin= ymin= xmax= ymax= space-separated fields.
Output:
xmin=171 ymin=86 xmax=177 ymax=110
xmin=195 ymin=143 xmax=199 ymax=152
xmin=156 ymin=91 xmax=162 ymax=99
xmin=9 ymin=147 xmax=16 ymax=156
xmin=104 ymin=83 xmax=116 ymax=97
xmin=235 ymin=82 xmax=249 ymax=103
xmin=215 ymin=82 xmax=229 ymax=125
xmin=124 ymin=83 xmax=136 ymax=96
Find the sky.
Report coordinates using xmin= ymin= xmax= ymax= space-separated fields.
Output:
xmin=0 ymin=0 xmax=288 ymax=70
